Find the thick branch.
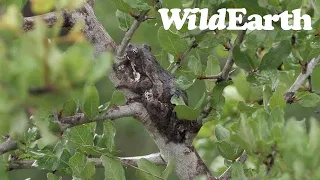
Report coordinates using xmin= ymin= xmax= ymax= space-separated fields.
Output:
xmin=0 ymin=138 xmax=18 ymax=156
xmin=284 ymin=57 xmax=320 ymax=103
xmin=8 ymin=153 xmax=165 ymax=170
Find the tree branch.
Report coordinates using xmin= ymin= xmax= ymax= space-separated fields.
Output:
xmin=171 ymin=40 xmax=198 ymax=74
xmin=7 ymin=153 xmax=165 ymax=170
xmin=0 ymin=104 xmax=140 ymax=156
xmin=220 ymin=30 xmax=247 ymax=81
xmin=22 ymin=3 xmax=117 ymax=54
xmin=284 ymin=57 xmax=320 ymax=103
xmin=23 ymin=11 xmax=60 ymax=31
xmin=60 ymin=103 xmax=143 ymax=130
xmin=116 ymin=10 xmax=150 ymax=58
xmin=0 ymin=138 xmax=18 ymax=156
xmin=218 ymin=152 xmax=248 ymax=180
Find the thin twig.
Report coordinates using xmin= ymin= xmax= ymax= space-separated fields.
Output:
xmin=116 ymin=10 xmax=150 ymax=58
xmin=284 ymin=57 xmax=320 ymax=103
xmin=198 ymin=75 xmax=221 ymax=80
xmin=218 ymin=152 xmax=248 ymax=180
xmin=171 ymin=40 xmax=198 ymax=74
xmin=220 ymin=30 xmax=247 ymax=81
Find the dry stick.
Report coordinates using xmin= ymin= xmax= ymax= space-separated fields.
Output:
xmin=284 ymin=57 xmax=320 ymax=103
xmin=218 ymin=152 xmax=248 ymax=180
xmin=8 ymin=153 xmax=165 ymax=170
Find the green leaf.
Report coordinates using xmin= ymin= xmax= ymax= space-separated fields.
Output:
xmin=175 ymin=75 xmax=195 ymax=90
xmin=211 ymin=81 xmax=232 ymax=115
xmin=109 ymin=0 xmax=132 ymax=12
xmin=116 ymin=10 xmax=134 ymax=31
xmin=36 ymin=152 xmax=60 ymax=171
xmin=158 ymin=27 xmax=189 ymax=57
xmin=47 ymin=173 xmax=62 ymax=180
xmin=312 ymin=67 xmax=320 ymax=92
xmin=309 ymin=118 xmax=320 ymax=153
xmin=83 ymin=85 xmax=100 ymax=119
xmin=68 ymin=125 xmax=94 ymax=148
xmin=88 ymin=52 xmax=113 ymax=83
xmin=57 ymin=149 xmax=72 ymax=174
xmin=232 ymin=0 xmax=267 ymax=15
xmin=187 ymin=55 xmax=202 ymax=76
xmin=101 ymin=155 xmax=126 ymax=180
xmin=30 ymin=0 xmax=56 ymax=14
xmin=174 ymin=105 xmax=201 ymax=120
xmin=231 ymin=162 xmax=248 ymax=180
xmin=136 ymin=158 xmax=162 ymax=180
xmin=231 ymin=114 xmax=256 ymax=153
xmin=232 ymin=71 xmax=251 ymax=101
xmin=263 ymin=85 xmax=273 ymax=110
xmin=62 ymin=99 xmax=77 ymax=117
xmin=95 ymin=121 xmax=116 ymax=152
xmin=0 ymin=159 xmax=8 ymax=180
xmin=3 ymin=0 xmax=28 ymax=9
xmin=283 ymin=0 xmax=303 ymax=11
xmin=110 ymin=90 xmax=126 ymax=106
xmin=217 ymin=141 xmax=244 ymax=161
xmin=233 ymin=45 xmax=258 ymax=71
xmin=259 ymin=40 xmax=292 ymax=70
xmin=297 ymin=92 xmax=320 ymax=107
xmin=69 ymin=152 xmax=96 ymax=180
xmin=204 ymin=55 xmax=220 ymax=92
xmin=269 ymin=85 xmax=286 ymax=110
xmin=250 ymin=109 xmax=270 ymax=141
xmin=215 ymin=125 xmax=230 ymax=141
xmin=170 ymin=94 xmax=186 ymax=106
xmin=162 ymin=158 xmax=175 ymax=179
